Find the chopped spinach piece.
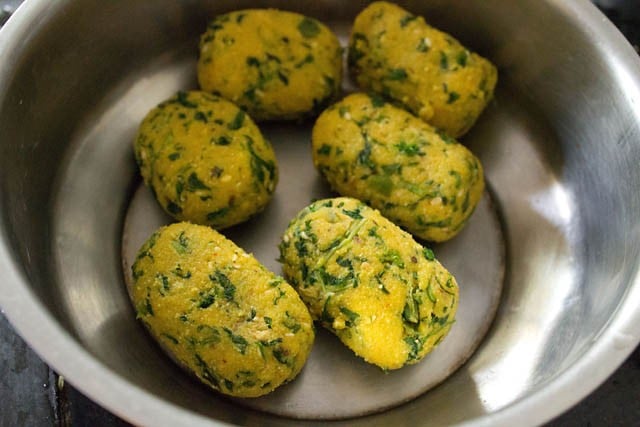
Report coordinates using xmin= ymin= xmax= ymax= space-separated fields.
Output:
xmin=404 ymin=335 xmax=425 ymax=362
xmin=310 ymin=266 xmax=355 ymax=291
xmin=348 ymin=39 xmax=368 ymax=69
xmin=295 ymin=53 xmax=314 ymax=68
xmin=298 ymin=17 xmax=321 ymax=38
xmin=447 ymin=92 xmax=460 ymax=104
xmin=173 ymin=265 xmax=191 ymax=279
xmin=402 ymin=292 xmax=420 ymax=325
xmin=430 ymin=312 xmax=450 ymax=327
xmin=194 ymin=354 xmax=220 ymax=388
xmin=366 ymin=94 xmax=384 ymax=109
xmin=417 ymin=216 xmax=452 ymax=228
xmin=216 ymin=135 xmax=231 ymax=146
xmin=209 ymin=271 xmax=235 ymax=301
xmin=399 ymin=14 xmax=418 ymax=27
xmin=227 ymin=111 xmax=245 ymax=130
xmin=423 ymin=247 xmax=435 ymax=261
xmin=172 ymin=231 xmax=189 ymax=254
xmin=176 ymin=91 xmax=197 ymax=108
xmin=436 ymin=130 xmax=456 ymax=144
xmin=160 ymin=333 xmax=179 ymax=345
xmin=387 ymin=68 xmax=408 ymax=81
xmin=449 ymin=170 xmax=462 ymax=188
xmin=277 ymin=70 xmax=289 ymax=85
xmin=439 ymin=51 xmax=449 ymax=70
xmin=317 ymin=144 xmax=332 ymax=155
xmin=166 ymin=201 xmax=182 ymax=215
xmin=381 ymin=250 xmax=405 ymax=268
xmin=282 ymin=312 xmax=301 ymax=333
xmin=207 ymin=208 xmax=229 ymax=222
xmin=157 ymin=273 xmax=171 ymax=294
xmin=187 ymin=172 xmax=209 ymax=191
xmin=194 ymin=111 xmax=208 ymax=123
xmin=246 ymin=56 xmax=260 ymax=67
xmin=456 ymin=50 xmax=469 ymax=67
xmin=321 ymin=296 xmax=334 ymax=323
xmin=342 ymin=207 xmax=363 ymax=220
xmin=223 ymin=327 xmax=249 ymax=354
xmin=357 ymin=137 xmax=376 ymax=169
xmin=198 ymin=289 xmax=215 ymax=308
xmin=246 ymin=136 xmax=276 ymax=185
xmin=339 ymin=306 xmax=360 ymax=326
xmin=395 ymin=141 xmax=424 ymax=156
xmin=272 ymin=347 xmax=292 ymax=366
xmin=196 ymin=325 xmax=221 ymax=345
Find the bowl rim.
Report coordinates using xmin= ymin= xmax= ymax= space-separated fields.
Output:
xmin=1 ymin=0 xmax=639 ymax=426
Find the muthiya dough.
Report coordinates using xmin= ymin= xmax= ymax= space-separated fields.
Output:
xmin=198 ymin=9 xmax=342 ymax=121
xmin=279 ymin=197 xmax=458 ymax=370
xmin=131 ymin=222 xmax=314 ymax=398
xmin=312 ymin=93 xmax=484 ymax=242
xmin=134 ymin=91 xmax=278 ymax=229
xmin=348 ymin=1 xmax=497 ymax=138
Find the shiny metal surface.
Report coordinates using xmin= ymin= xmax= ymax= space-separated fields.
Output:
xmin=0 ymin=1 xmax=639 ymax=426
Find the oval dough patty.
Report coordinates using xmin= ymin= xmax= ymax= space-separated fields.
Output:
xmin=134 ymin=91 xmax=278 ymax=229
xmin=198 ymin=9 xmax=342 ymax=121
xmin=279 ymin=197 xmax=458 ymax=370
xmin=131 ymin=222 xmax=314 ymax=397
xmin=312 ymin=93 xmax=484 ymax=242
xmin=348 ymin=1 xmax=497 ymax=137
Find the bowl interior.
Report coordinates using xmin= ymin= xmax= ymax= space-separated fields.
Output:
xmin=1 ymin=0 xmax=640 ymax=426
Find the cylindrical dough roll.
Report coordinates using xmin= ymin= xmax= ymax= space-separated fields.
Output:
xmin=134 ymin=91 xmax=278 ymax=229
xmin=131 ymin=222 xmax=314 ymax=398
xmin=312 ymin=93 xmax=484 ymax=242
xmin=279 ymin=197 xmax=458 ymax=370
xmin=198 ymin=9 xmax=342 ymax=121
xmin=348 ymin=1 xmax=497 ymax=138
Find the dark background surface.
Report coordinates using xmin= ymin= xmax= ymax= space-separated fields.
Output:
xmin=1 ymin=0 xmax=640 ymax=426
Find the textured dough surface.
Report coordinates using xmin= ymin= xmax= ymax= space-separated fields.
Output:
xmin=198 ymin=9 xmax=342 ymax=121
xmin=131 ymin=222 xmax=314 ymax=398
xmin=312 ymin=93 xmax=484 ymax=242
xmin=134 ymin=91 xmax=278 ymax=229
xmin=348 ymin=1 xmax=497 ymax=137
xmin=279 ymin=197 xmax=458 ymax=370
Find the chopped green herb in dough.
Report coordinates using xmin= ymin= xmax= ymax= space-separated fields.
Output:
xmin=133 ymin=91 xmax=278 ymax=230
xmin=132 ymin=222 xmax=314 ymax=398
xmin=279 ymin=197 xmax=458 ymax=370
xmin=348 ymin=1 xmax=498 ymax=137
xmin=198 ymin=9 xmax=342 ymax=121
xmin=311 ymin=93 xmax=485 ymax=242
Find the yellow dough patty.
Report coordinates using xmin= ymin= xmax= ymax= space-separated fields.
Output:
xmin=279 ymin=197 xmax=458 ymax=370
xmin=133 ymin=91 xmax=278 ymax=229
xmin=348 ymin=1 xmax=497 ymax=138
xmin=198 ymin=9 xmax=342 ymax=121
xmin=312 ymin=93 xmax=484 ymax=242
xmin=131 ymin=222 xmax=314 ymax=398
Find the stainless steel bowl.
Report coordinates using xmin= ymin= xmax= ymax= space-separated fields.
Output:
xmin=1 ymin=0 xmax=640 ymax=425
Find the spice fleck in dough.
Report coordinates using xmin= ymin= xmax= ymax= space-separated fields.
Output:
xmin=198 ymin=9 xmax=343 ymax=121
xmin=279 ymin=197 xmax=458 ymax=370
xmin=134 ymin=91 xmax=278 ymax=229
xmin=131 ymin=222 xmax=314 ymax=398
xmin=312 ymin=93 xmax=484 ymax=242
xmin=349 ymin=1 xmax=498 ymax=138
